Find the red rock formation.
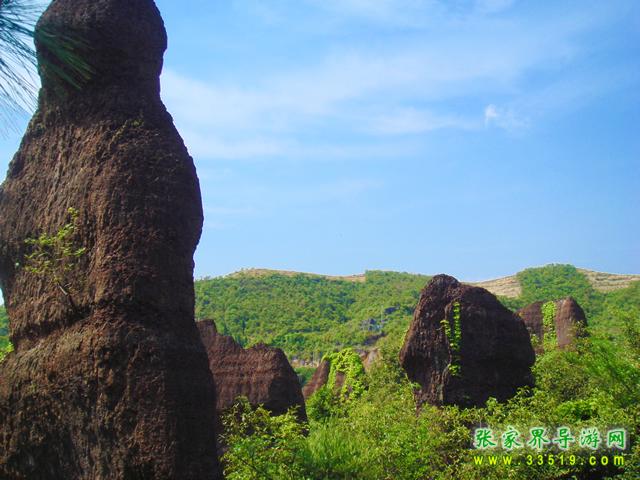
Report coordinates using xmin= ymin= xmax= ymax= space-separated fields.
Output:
xmin=517 ymin=297 xmax=587 ymax=351
xmin=517 ymin=301 xmax=545 ymax=348
xmin=0 ymin=1 xmax=220 ymax=478
xmin=197 ymin=320 xmax=306 ymax=421
xmin=400 ymin=275 xmax=535 ymax=408
xmin=302 ymin=359 xmax=331 ymax=399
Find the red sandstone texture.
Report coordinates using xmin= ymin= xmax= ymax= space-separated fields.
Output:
xmin=517 ymin=297 xmax=588 ymax=352
xmin=0 ymin=1 xmax=220 ymax=478
xmin=302 ymin=359 xmax=331 ymax=399
xmin=197 ymin=320 xmax=307 ymax=421
xmin=399 ymin=275 xmax=535 ymax=408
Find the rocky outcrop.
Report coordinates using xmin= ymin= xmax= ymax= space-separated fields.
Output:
xmin=400 ymin=275 xmax=535 ymax=408
xmin=517 ymin=297 xmax=587 ymax=351
xmin=360 ymin=348 xmax=381 ymax=372
xmin=0 ymin=1 xmax=220 ymax=478
xmin=197 ymin=320 xmax=306 ymax=421
xmin=302 ymin=359 xmax=331 ymax=399
xmin=301 ymin=349 xmax=365 ymax=399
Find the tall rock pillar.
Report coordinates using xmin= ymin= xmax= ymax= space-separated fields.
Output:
xmin=0 ymin=0 xmax=220 ymax=478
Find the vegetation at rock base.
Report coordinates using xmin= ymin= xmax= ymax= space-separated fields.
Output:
xmin=195 ymin=264 xmax=639 ymax=363
xmin=222 ymin=313 xmax=640 ymax=479
xmin=306 ymin=348 xmax=367 ymax=422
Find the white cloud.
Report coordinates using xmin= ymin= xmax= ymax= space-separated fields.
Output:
xmin=484 ymin=104 xmax=499 ymax=126
xmin=160 ymin=2 xmax=618 ymax=160
xmin=179 ymin=128 xmax=289 ymax=160
xmin=369 ymin=107 xmax=478 ymax=135
xmin=484 ymin=104 xmax=529 ymax=131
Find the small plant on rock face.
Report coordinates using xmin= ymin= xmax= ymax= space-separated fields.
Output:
xmin=0 ymin=341 xmax=13 ymax=363
xmin=441 ymin=301 xmax=462 ymax=376
xmin=541 ymin=300 xmax=557 ymax=347
xmin=21 ymin=207 xmax=86 ymax=309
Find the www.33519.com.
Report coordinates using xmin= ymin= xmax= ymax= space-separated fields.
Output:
xmin=472 ymin=453 xmax=625 ymax=467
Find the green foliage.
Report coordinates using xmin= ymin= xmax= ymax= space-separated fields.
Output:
xmin=224 ymin=313 xmax=640 ymax=479
xmin=221 ymin=398 xmax=307 ymax=480
xmin=325 ymin=348 xmax=366 ymax=398
xmin=306 ymin=385 xmax=344 ymax=423
xmin=0 ymin=305 xmax=7 ymax=337
xmin=194 ymin=265 xmax=639 ymax=364
xmin=307 ymin=348 xmax=367 ymax=422
xmin=195 ymin=270 xmax=429 ymax=361
xmin=541 ymin=300 xmax=557 ymax=346
xmin=0 ymin=305 xmax=10 ymax=354
xmin=0 ymin=307 xmax=12 ymax=362
xmin=516 ymin=264 xmax=605 ymax=318
xmin=22 ymin=207 xmax=86 ymax=306
xmin=294 ymin=366 xmax=315 ymax=387
xmin=441 ymin=301 xmax=462 ymax=376
xmin=0 ymin=340 xmax=13 ymax=363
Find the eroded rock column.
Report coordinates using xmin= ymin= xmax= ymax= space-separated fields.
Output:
xmin=0 ymin=1 xmax=220 ymax=478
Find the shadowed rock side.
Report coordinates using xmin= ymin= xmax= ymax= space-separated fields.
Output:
xmin=517 ymin=297 xmax=588 ymax=352
xmin=197 ymin=320 xmax=307 ymax=421
xmin=0 ymin=1 xmax=220 ymax=478
xmin=302 ymin=359 xmax=331 ymax=399
xmin=399 ymin=275 xmax=535 ymax=408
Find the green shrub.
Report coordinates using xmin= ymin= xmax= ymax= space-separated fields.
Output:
xmin=223 ymin=317 xmax=639 ymax=479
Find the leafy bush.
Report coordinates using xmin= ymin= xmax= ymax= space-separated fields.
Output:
xmin=223 ymin=311 xmax=640 ymax=480
xmin=294 ymin=366 xmax=315 ymax=386
xmin=307 ymin=348 xmax=367 ymax=422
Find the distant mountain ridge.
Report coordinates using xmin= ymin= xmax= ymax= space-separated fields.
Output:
xmin=193 ymin=264 xmax=640 ymax=363
xmin=3 ymin=265 xmax=638 ymax=363
xmin=221 ymin=267 xmax=640 ymax=298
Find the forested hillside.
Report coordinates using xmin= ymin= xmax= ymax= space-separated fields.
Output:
xmin=1 ymin=265 xmax=637 ymax=362
xmin=195 ymin=265 xmax=639 ymax=362
xmin=195 ymin=271 xmax=430 ymax=363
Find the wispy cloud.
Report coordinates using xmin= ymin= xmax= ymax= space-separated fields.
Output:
xmin=484 ymin=103 xmax=528 ymax=131
xmin=368 ymin=107 xmax=478 ymax=135
xmin=161 ymin=1 xmax=626 ymax=161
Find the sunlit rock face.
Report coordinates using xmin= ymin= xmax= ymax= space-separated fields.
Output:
xmin=302 ymin=359 xmax=331 ymax=399
xmin=197 ymin=320 xmax=307 ymax=421
xmin=400 ymin=275 xmax=535 ymax=408
xmin=517 ymin=297 xmax=588 ymax=353
xmin=0 ymin=1 xmax=221 ymax=478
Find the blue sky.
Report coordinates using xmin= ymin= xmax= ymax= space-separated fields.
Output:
xmin=1 ymin=0 xmax=639 ymax=281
